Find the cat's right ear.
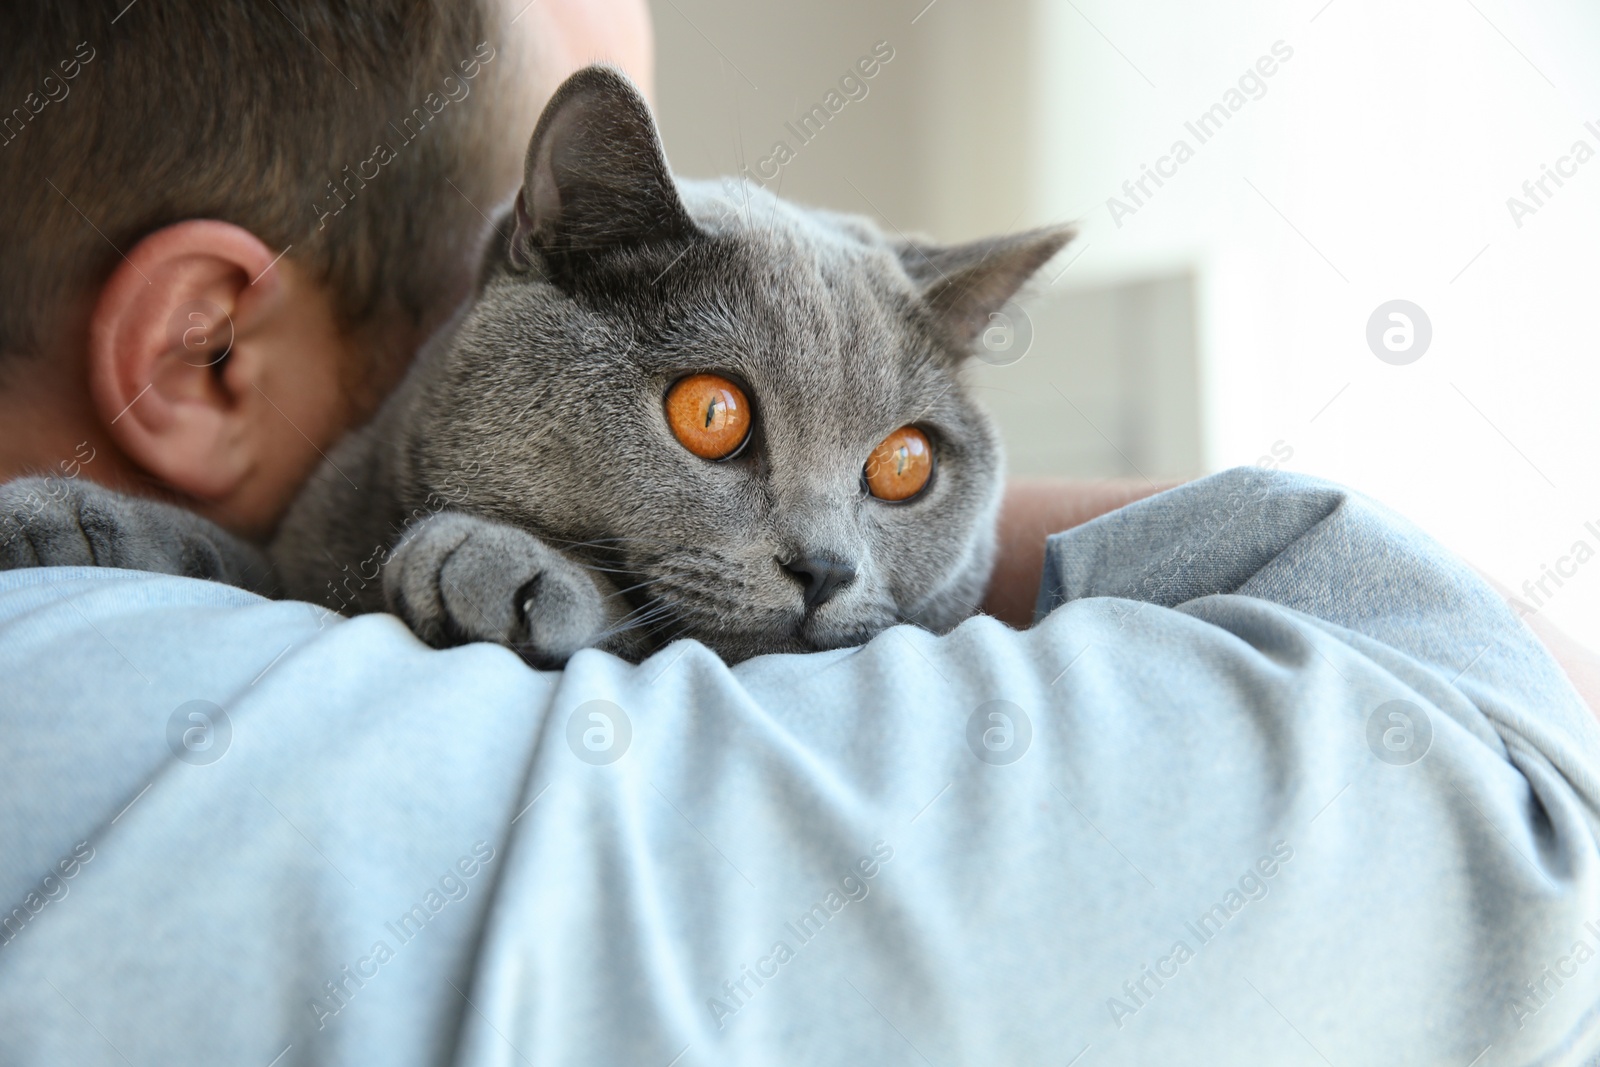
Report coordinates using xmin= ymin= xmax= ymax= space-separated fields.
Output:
xmin=898 ymin=225 xmax=1077 ymax=350
xmin=510 ymin=65 xmax=697 ymax=277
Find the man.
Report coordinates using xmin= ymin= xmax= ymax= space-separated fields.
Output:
xmin=1 ymin=2 xmax=1597 ymax=1065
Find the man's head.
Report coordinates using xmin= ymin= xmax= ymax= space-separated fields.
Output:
xmin=0 ymin=0 xmax=652 ymax=539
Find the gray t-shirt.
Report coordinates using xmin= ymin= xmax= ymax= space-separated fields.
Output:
xmin=1 ymin=468 xmax=1597 ymax=1065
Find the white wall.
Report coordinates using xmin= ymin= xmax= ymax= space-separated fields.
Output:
xmin=1020 ymin=0 xmax=1600 ymax=646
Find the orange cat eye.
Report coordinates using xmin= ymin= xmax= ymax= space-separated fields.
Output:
xmin=864 ymin=426 xmax=933 ymax=501
xmin=665 ymin=373 xmax=752 ymax=460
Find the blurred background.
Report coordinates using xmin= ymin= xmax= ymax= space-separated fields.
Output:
xmin=650 ymin=0 xmax=1600 ymax=649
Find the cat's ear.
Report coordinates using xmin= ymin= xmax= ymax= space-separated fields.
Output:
xmin=899 ymin=225 xmax=1076 ymax=347
xmin=510 ymin=65 xmax=697 ymax=275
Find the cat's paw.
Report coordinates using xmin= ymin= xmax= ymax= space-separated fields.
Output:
xmin=383 ymin=512 xmax=611 ymax=667
xmin=0 ymin=476 xmax=271 ymax=590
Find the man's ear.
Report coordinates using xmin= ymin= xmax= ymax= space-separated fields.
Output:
xmin=510 ymin=64 xmax=697 ymax=279
xmin=86 ymin=220 xmax=296 ymax=502
xmin=899 ymin=225 xmax=1077 ymax=348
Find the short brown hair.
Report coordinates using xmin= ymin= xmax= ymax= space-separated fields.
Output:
xmin=0 ymin=1 xmax=509 ymax=365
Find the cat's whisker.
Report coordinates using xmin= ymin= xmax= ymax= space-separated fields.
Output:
xmin=593 ymin=602 xmax=684 ymax=644
xmin=549 ymin=534 xmax=677 ymax=546
xmin=569 ymin=561 xmax=649 ymax=578
xmin=605 ymin=575 xmax=676 ymax=601
xmin=606 ymin=594 xmax=678 ymax=630
xmin=657 ymin=615 xmax=697 ymax=645
xmin=546 ymin=534 xmax=687 ymax=557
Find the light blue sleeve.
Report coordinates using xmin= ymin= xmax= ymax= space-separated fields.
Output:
xmin=1 ymin=467 xmax=1597 ymax=1067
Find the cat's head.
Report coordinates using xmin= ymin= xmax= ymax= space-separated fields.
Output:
xmin=423 ymin=66 xmax=1073 ymax=663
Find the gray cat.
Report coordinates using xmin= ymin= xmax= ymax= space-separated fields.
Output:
xmin=0 ymin=66 xmax=1072 ymax=665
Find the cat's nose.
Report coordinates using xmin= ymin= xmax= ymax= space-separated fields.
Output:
xmin=780 ymin=554 xmax=857 ymax=611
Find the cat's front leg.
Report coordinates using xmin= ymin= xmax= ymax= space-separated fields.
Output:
xmin=0 ymin=476 xmax=272 ymax=592
xmin=383 ymin=511 xmax=629 ymax=668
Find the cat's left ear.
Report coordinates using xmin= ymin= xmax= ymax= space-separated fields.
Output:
xmin=510 ymin=65 xmax=697 ymax=278
xmin=899 ymin=225 xmax=1077 ymax=348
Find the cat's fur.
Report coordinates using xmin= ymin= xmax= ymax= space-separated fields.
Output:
xmin=0 ymin=67 xmax=1072 ymax=665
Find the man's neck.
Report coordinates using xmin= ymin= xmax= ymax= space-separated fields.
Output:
xmin=0 ymin=351 xmax=145 ymax=494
